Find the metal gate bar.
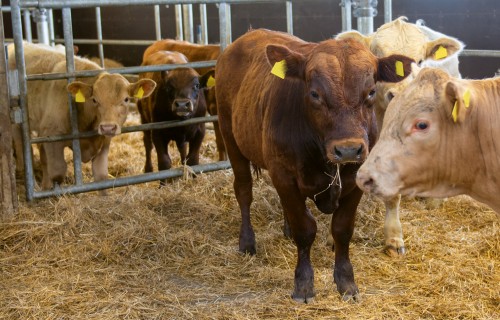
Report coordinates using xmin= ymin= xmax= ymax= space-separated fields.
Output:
xmin=11 ymin=0 xmax=294 ymax=201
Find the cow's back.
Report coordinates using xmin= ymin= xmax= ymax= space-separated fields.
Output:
xmin=143 ymin=39 xmax=219 ymax=74
xmin=216 ymin=29 xmax=313 ymax=168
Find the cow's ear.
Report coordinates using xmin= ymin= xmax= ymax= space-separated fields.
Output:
xmin=67 ymin=81 xmax=92 ymax=102
xmin=377 ymin=54 xmax=415 ymax=82
xmin=128 ymin=78 xmax=156 ymax=99
xmin=199 ymin=69 xmax=216 ymax=89
xmin=335 ymin=30 xmax=372 ymax=49
xmin=266 ymin=44 xmax=306 ymax=79
xmin=426 ymin=37 xmax=463 ymax=61
xmin=445 ymin=80 xmax=471 ymax=124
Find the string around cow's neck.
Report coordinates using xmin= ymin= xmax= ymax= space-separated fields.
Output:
xmin=313 ymin=164 xmax=342 ymax=201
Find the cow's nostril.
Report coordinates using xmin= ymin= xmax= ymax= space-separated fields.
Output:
xmin=334 ymin=146 xmax=342 ymax=159
xmin=363 ymin=177 xmax=374 ymax=189
xmin=356 ymin=145 xmax=364 ymax=158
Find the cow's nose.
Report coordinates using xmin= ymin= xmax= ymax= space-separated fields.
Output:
xmin=173 ymin=99 xmax=193 ymax=113
xmin=99 ymin=124 xmax=117 ymax=135
xmin=333 ymin=144 xmax=364 ymax=162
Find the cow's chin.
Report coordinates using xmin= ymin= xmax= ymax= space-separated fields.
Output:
xmin=176 ymin=111 xmax=192 ymax=119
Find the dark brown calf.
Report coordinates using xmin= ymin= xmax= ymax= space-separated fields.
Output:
xmin=137 ymin=50 xmax=213 ymax=185
xmin=216 ymin=29 xmax=413 ymax=302
xmin=143 ymin=39 xmax=226 ymax=161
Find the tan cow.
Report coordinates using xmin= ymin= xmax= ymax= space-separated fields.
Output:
xmin=336 ymin=17 xmax=464 ymax=256
xmin=357 ymin=66 xmax=500 ymax=214
xmin=9 ymin=42 xmax=156 ymax=191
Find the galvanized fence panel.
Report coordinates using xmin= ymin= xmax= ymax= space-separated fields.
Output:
xmin=10 ymin=0 xmax=294 ymax=201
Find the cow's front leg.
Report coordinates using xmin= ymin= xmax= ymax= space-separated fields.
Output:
xmin=384 ymin=194 xmax=405 ymax=257
xmin=153 ymin=133 xmax=172 ymax=186
xmin=185 ymin=126 xmax=205 ymax=166
xmin=143 ymin=129 xmax=154 ymax=173
xmin=273 ymin=178 xmax=316 ymax=303
xmin=332 ymin=187 xmax=362 ymax=302
xmin=42 ymin=141 xmax=67 ymax=190
xmin=92 ymin=140 xmax=110 ymax=196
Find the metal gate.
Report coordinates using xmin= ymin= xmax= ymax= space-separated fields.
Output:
xmin=6 ymin=0 xmax=295 ymax=202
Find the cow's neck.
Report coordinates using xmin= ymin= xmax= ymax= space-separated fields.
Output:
xmin=450 ymin=78 xmax=500 ymax=207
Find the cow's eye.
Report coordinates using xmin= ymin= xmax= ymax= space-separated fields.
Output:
xmin=194 ymin=83 xmax=200 ymax=90
xmin=92 ymin=98 xmax=98 ymax=104
xmin=124 ymin=97 xmax=129 ymax=103
xmin=386 ymin=91 xmax=395 ymax=102
xmin=310 ymin=90 xmax=320 ymax=100
xmin=413 ymin=120 xmax=429 ymax=131
xmin=417 ymin=60 xmax=423 ymax=66
xmin=367 ymin=89 xmax=376 ymax=99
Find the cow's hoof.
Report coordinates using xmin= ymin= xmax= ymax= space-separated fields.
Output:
xmin=341 ymin=291 xmax=361 ymax=303
xmin=238 ymin=245 xmax=256 ymax=255
xmin=291 ymin=291 xmax=315 ymax=304
xmin=384 ymin=244 xmax=406 ymax=257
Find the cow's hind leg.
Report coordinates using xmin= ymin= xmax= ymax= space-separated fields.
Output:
xmin=224 ymin=134 xmax=255 ymax=254
xmin=332 ymin=187 xmax=362 ymax=302
xmin=384 ymin=194 xmax=405 ymax=257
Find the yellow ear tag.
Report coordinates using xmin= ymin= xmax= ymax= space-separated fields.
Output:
xmin=395 ymin=60 xmax=404 ymax=77
xmin=463 ymin=89 xmax=471 ymax=108
xmin=434 ymin=46 xmax=448 ymax=60
xmin=271 ymin=60 xmax=287 ymax=79
xmin=75 ymin=89 xmax=85 ymax=103
xmin=207 ymin=75 xmax=216 ymax=87
xmin=134 ymin=86 xmax=144 ymax=99
xmin=452 ymin=101 xmax=458 ymax=123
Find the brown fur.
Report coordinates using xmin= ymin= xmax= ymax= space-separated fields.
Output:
xmin=215 ymin=29 xmax=413 ymax=302
xmin=137 ymin=50 xmax=214 ymax=185
xmin=143 ymin=39 xmax=226 ymax=161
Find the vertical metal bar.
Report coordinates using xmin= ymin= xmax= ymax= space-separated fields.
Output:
xmin=384 ymin=0 xmax=392 ymax=23
xmin=341 ymin=0 xmax=352 ymax=32
xmin=22 ymin=9 xmax=32 ymax=42
xmin=11 ymin=0 xmax=35 ymax=201
xmin=95 ymin=7 xmax=104 ymax=67
xmin=47 ymin=9 xmax=55 ymax=46
xmin=154 ymin=5 xmax=161 ymax=40
xmin=175 ymin=4 xmax=183 ymax=40
xmin=286 ymin=1 xmax=293 ymax=35
xmin=62 ymin=7 xmax=83 ymax=186
xmin=199 ymin=3 xmax=208 ymax=44
xmin=182 ymin=4 xmax=193 ymax=43
xmin=0 ymin=1 xmax=18 ymax=213
xmin=33 ymin=8 xmax=50 ymax=45
xmin=218 ymin=2 xmax=231 ymax=51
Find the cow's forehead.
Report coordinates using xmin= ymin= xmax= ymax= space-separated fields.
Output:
xmin=306 ymin=40 xmax=376 ymax=82
xmin=93 ymin=73 xmax=129 ymax=98
xmin=370 ymin=20 xmax=427 ymax=61
xmin=166 ymin=68 xmax=199 ymax=87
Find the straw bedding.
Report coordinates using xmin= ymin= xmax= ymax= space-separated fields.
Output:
xmin=1 ymin=111 xmax=498 ymax=319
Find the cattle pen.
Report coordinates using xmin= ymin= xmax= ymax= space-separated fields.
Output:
xmin=1 ymin=1 xmax=499 ymax=319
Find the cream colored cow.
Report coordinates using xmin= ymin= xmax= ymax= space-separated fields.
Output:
xmin=357 ymin=66 xmax=500 ymax=214
xmin=336 ymin=17 xmax=464 ymax=256
xmin=9 ymin=42 xmax=156 ymax=191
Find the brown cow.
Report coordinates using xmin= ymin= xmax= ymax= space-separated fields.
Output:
xmin=143 ymin=39 xmax=226 ymax=161
xmin=137 ymin=50 xmax=213 ymax=185
xmin=9 ymin=42 xmax=156 ymax=191
xmin=357 ymin=66 xmax=500 ymax=214
xmin=216 ymin=29 xmax=413 ymax=302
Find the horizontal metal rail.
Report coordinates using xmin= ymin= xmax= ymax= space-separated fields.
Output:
xmin=461 ymin=49 xmax=500 ymax=58
xmin=31 ymin=115 xmax=219 ymax=143
xmin=55 ymin=38 xmax=156 ymax=46
xmin=26 ymin=60 xmax=218 ymax=80
xmin=20 ymin=0 xmax=291 ymax=9
xmin=32 ymin=161 xmax=232 ymax=199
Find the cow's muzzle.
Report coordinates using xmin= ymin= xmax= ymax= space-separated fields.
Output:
xmin=329 ymin=139 xmax=367 ymax=163
xmin=172 ymin=99 xmax=194 ymax=117
xmin=98 ymin=123 xmax=119 ymax=136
